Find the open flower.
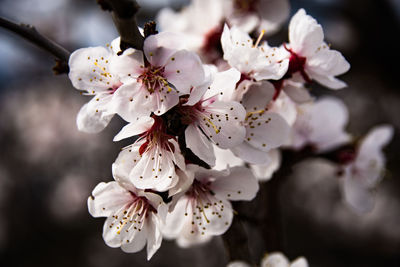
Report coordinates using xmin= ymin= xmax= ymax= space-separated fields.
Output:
xmin=88 ymin=175 xmax=167 ymax=260
xmin=68 ymin=38 xmax=124 ymax=133
xmin=283 ymin=9 xmax=350 ymax=89
xmin=110 ymin=32 xmax=206 ymax=122
xmin=179 ymin=68 xmax=247 ymax=166
xmin=290 ymin=97 xmax=350 ymax=152
xmin=231 ymin=81 xmax=290 ymax=164
xmin=113 ymin=116 xmax=185 ymax=192
xmin=340 ymin=125 xmax=394 ymax=213
xmin=221 ymin=24 xmax=289 ymax=89
xmin=163 ymin=165 xmax=259 ymax=247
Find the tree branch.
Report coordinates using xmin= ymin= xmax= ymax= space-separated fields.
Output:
xmin=0 ymin=16 xmax=70 ymax=74
xmin=97 ymin=0 xmax=144 ymax=51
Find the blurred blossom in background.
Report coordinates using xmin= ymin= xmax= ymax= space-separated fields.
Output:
xmin=0 ymin=0 xmax=399 ymax=266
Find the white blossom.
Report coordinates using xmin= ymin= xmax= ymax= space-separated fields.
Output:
xmin=221 ymin=24 xmax=289 ymax=88
xmin=88 ymin=175 xmax=167 ymax=260
xmin=110 ymin=32 xmax=205 ymax=121
xmin=113 ymin=116 xmax=185 ymax=192
xmin=181 ymin=67 xmax=247 ymax=166
xmin=163 ymin=165 xmax=259 ymax=247
xmin=283 ymin=9 xmax=350 ymax=89
xmin=341 ymin=125 xmax=394 ymax=213
xmin=68 ymin=37 xmax=123 ymax=133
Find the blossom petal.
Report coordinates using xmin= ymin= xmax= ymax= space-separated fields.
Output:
xmin=88 ymin=181 xmax=132 ymax=218
xmin=185 ymin=124 xmax=216 ymax=166
xmin=129 ymin=140 xmax=181 ymax=191
xmin=203 ymin=67 xmax=241 ymax=102
xmin=111 ymin=82 xmax=154 ymax=121
xmin=68 ymin=46 xmax=117 ymax=93
xmin=289 ymin=9 xmax=324 ymax=57
xmin=114 ymin=117 xmax=154 ymax=141
xmin=343 ymin=171 xmax=374 ymax=214
xmin=282 ymin=81 xmax=312 ymax=104
xmin=211 ymin=167 xmax=259 ymax=201
xmin=146 ymin=215 xmax=163 ymax=260
xmin=291 ymin=257 xmax=309 ymax=267
xmin=246 ymin=111 xmax=291 ymax=152
xmin=109 ymin=48 xmax=145 ymax=78
xmin=261 ymin=252 xmax=290 ymax=267
xmin=231 ymin=142 xmax=270 ymax=164
xmin=76 ymin=94 xmax=114 ymax=133
xmin=144 ymin=32 xmax=185 ymax=67
xmin=242 ymin=81 xmax=275 ymax=111
xmin=198 ymin=101 xmax=246 ymax=149
xmin=213 ymin=145 xmax=244 ymax=171
xmin=164 ymin=50 xmax=205 ymax=94
xmin=250 ymin=149 xmax=281 ymax=181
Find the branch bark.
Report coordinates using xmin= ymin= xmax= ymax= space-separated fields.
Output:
xmin=0 ymin=16 xmax=71 ymax=74
xmin=97 ymin=0 xmax=144 ymax=51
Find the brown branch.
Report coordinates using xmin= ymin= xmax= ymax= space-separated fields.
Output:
xmin=0 ymin=16 xmax=70 ymax=74
xmin=97 ymin=0 xmax=144 ymax=51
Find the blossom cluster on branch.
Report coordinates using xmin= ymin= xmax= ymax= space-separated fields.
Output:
xmin=65 ymin=0 xmax=393 ymax=263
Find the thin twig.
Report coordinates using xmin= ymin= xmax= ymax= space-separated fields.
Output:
xmin=97 ymin=0 xmax=144 ymax=51
xmin=0 ymin=16 xmax=70 ymax=74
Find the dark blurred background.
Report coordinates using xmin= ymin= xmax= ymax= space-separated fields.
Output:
xmin=0 ymin=0 xmax=399 ymax=266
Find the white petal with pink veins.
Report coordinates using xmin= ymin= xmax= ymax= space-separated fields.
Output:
xmin=144 ymin=32 xmax=185 ymax=67
xmin=164 ymin=50 xmax=205 ymax=94
xmin=185 ymin=124 xmax=216 ymax=166
xmin=211 ymin=166 xmax=259 ymax=201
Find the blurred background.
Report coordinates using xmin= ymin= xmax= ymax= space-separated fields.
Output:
xmin=0 ymin=0 xmax=399 ymax=266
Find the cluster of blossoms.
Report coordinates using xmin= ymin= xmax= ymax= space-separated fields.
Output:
xmin=68 ymin=0 xmax=393 ymax=263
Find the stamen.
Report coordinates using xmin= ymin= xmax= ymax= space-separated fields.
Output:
xmin=245 ymin=110 xmax=265 ymax=121
xmin=253 ymin=30 xmax=266 ymax=48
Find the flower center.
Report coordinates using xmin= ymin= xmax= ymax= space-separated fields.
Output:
xmin=283 ymin=44 xmax=311 ymax=83
xmin=138 ymin=66 xmax=173 ymax=94
xmin=138 ymin=116 xmax=176 ymax=155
